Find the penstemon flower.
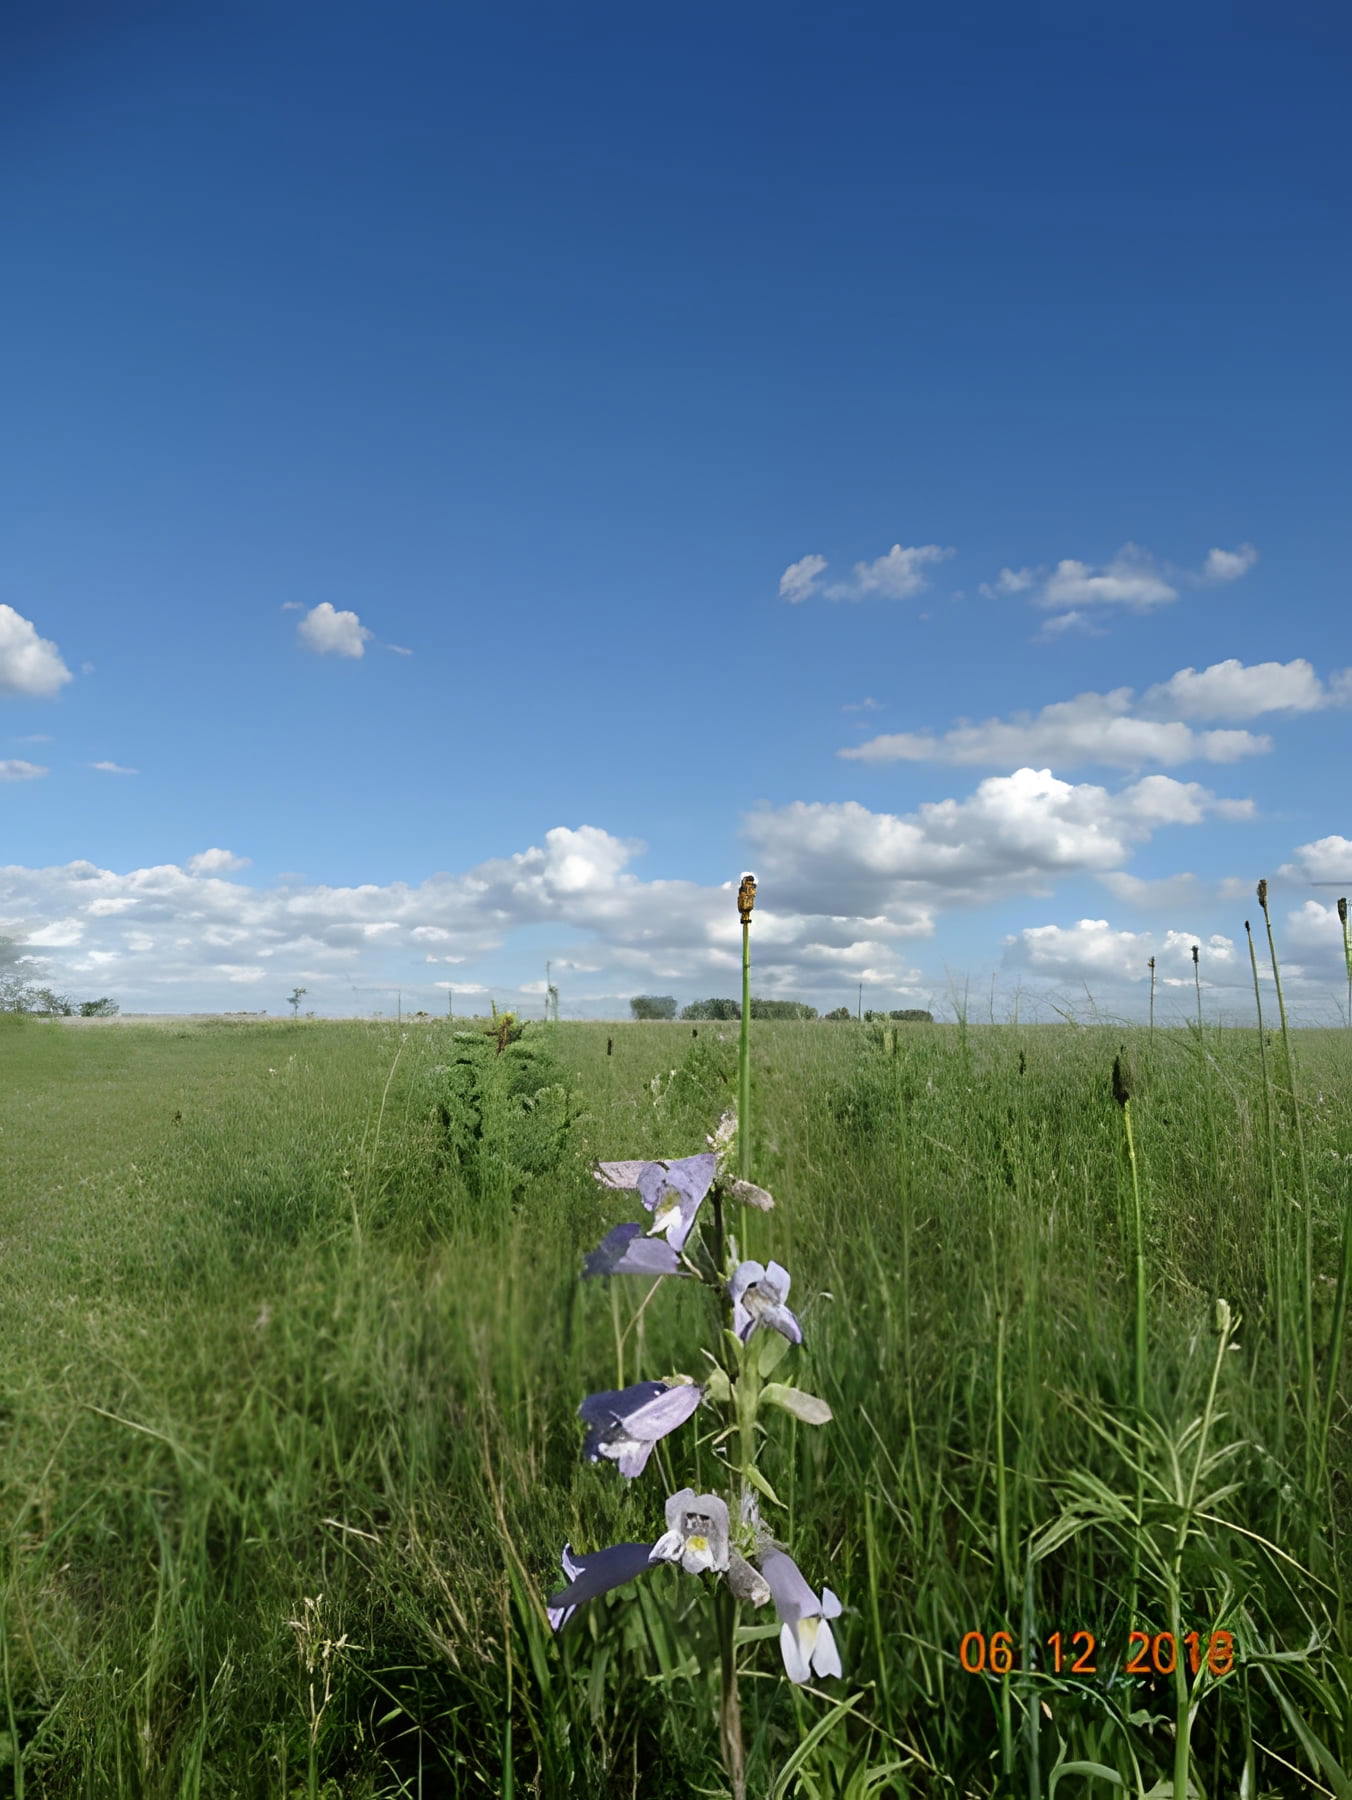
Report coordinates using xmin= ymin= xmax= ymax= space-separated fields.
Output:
xmin=758 ymin=1548 xmax=843 ymax=1684
xmin=649 ymin=1488 xmax=731 ymax=1575
xmin=578 ymin=1379 xmax=702 ymax=1477
xmin=729 ymin=1260 xmax=802 ymax=1345
xmin=545 ymin=1541 xmax=657 ymax=1631
xmin=546 ymin=881 xmax=843 ymax=1798
xmin=582 ymin=1222 xmax=681 ymax=1277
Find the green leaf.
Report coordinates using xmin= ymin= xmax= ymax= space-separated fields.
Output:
xmin=757 ymin=1330 xmax=793 ymax=1378
xmin=761 ymin=1382 xmax=832 ymax=1425
xmin=703 ymin=1366 xmax=732 ymax=1404
xmin=744 ymin=1463 xmax=785 ymax=1507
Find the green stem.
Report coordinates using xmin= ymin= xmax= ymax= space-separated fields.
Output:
xmin=715 ymin=1583 xmax=746 ymax=1800
xmin=738 ymin=919 xmax=751 ymax=1180
xmin=1246 ymin=923 xmax=1285 ymax=1473
xmin=1260 ymin=893 xmax=1316 ymax=1522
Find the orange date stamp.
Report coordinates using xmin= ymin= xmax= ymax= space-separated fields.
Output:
xmin=959 ymin=1629 xmax=1236 ymax=1678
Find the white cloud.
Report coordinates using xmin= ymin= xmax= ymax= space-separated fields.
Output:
xmin=986 ymin=543 xmax=1260 ymax=631
xmin=1202 ymin=544 xmax=1259 ymax=582
xmin=1036 ymin=609 xmax=1100 ymax=639
xmin=841 ymin=658 xmax=1347 ymax=772
xmin=386 ymin=644 xmax=413 ymax=656
xmin=843 ymin=691 xmax=1270 ymax=771
xmin=280 ymin=601 xmax=305 ymax=612
xmin=0 ymin=606 xmax=73 ymax=699
xmin=186 ymin=848 xmax=252 ymax=875
xmin=0 ymin=759 xmax=48 ymax=781
xmin=779 ymin=554 xmax=828 ymax=603
xmin=978 ymin=567 xmax=1035 ymax=600
xmin=0 ymin=770 xmax=1261 ymax=1014
xmin=91 ymin=761 xmax=139 ymax=775
xmin=779 ymin=543 xmax=953 ymax=605
xmin=825 ymin=542 xmax=953 ymax=601
xmin=1040 ymin=545 xmax=1176 ymax=612
xmin=843 ymin=656 xmax=1349 ymax=772
xmin=1278 ymin=836 xmax=1352 ymax=885
xmin=744 ymin=768 xmax=1249 ymax=927
xmin=1097 ymin=871 xmax=1205 ymax=909
xmin=1141 ymin=658 xmax=1335 ymax=720
xmin=14 ymin=733 xmax=53 ymax=743
xmin=1004 ymin=919 xmax=1241 ymax=986
xmin=27 ymin=917 xmax=85 ymax=947
xmin=297 ymin=603 xmax=373 ymax=659
xmin=842 ymin=696 xmax=882 ymax=713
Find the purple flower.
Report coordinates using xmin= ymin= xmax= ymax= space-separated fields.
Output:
xmin=578 ymin=1379 xmax=703 ymax=1477
xmin=545 ymin=1540 xmax=657 ymax=1632
xmin=583 ymin=1223 xmax=680 ymax=1278
xmin=649 ymin=1487 xmax=730 ymax=1575
xmin=593 ymin=1153 xmax=718 ymax=1254
xmin=728 ymin=1260 xmax=802 ymax=1345
xmin=637 ymin=1154 xmax=718 ymax=1251
xmin=758 ymin=1548 xmax=842 ymax=1683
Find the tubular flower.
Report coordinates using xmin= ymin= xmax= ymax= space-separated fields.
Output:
xmin=649 ymin=1488 xmax=730 ymax=1575
xmin=583 ymin=1222 xmax=680 ymax=1277
xmin=545 ymin=1541 xmax=657 ymax=1632
xmin=758 ymin=1548 xmax=843 ymax=1683
xmin=728 ymin=1260 xmax=802 ymax=1345
xmin=578 ymin=1379 xmax=702 ymax=1477
xmin=637 ymin=1153 xmax=719 ymax=1251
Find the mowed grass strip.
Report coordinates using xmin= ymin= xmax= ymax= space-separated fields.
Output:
xmin=1 ymin=1014 xmax=1348 ymax=1797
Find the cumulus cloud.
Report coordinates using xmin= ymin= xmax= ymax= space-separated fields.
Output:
xmin=1202 ymin=544 xmax=1259 ymax=582
xmin=1 ymin=759 xmax=48 ymax=780
xmin=3 ymin=765 xmax=1245 ymax=1014
xmin=1040 ymin=545 xmax=1177 ymax=614
xmin=297 ymin=603 xmax=373 ymax=659
xmin=979 ymin=567 xmax=1035 ymax=599
xmin=985 ymin=542 xmax=1260 ymax=634
xmin=779 ymin=554 xmax=828 ymax=603
xmin=779 ymin=542 xmax=952 ymax=604
xmin=842 ymin=657 xmax=1349 ymax=772
xmin=744 ymin=768 xmax=1250 ymax=930
xmin=843 ymin=695 xmax=1269 ymax=772
xmin=0 ymin=605 xmax=74 ymax=699
xmin=1004 ymin=919 xmax=1241 ymax=986
xmin=1141 ymin=658 xmax=1340 ymax=720
xmin=186 ymin=848 xmax=252 ymax=875
xmin=91 ymin=761 xmax=138 ymax=775
xmin=1278 ymin=836 xmax=1352 ymax=885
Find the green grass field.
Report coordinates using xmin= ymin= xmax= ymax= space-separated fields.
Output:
xmin=1 ymin=1012 xmax=1349 ymax=1797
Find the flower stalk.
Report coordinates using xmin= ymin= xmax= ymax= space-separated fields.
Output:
xmin=737 ymin=873 xmax=756 ymax=1181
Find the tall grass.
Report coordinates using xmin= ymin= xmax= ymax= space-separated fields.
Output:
xmin=1 ymin=1010 xmax=1349 ymax=1795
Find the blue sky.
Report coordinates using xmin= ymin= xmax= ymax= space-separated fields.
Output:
xmin=4 ymin=1 xmax=1350 ymax=1020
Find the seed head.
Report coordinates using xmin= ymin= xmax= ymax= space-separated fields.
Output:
xmin=1191 ymin=943 xmax=1199 ymax=965
xmin=1147 ymin=956 xmax=1155 ymax=972
xmin=1111 ymin=1053 xmax=1131 ymax=1108
xmin=1339 ymin=897 xmax=1348 ymax=927
xmin=1256 ymin=877 xmax=1268 ymax=911
xmin=737 ymin=871 xmax=758 ymax=924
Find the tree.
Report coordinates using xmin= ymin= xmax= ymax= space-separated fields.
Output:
xmin=748 ymin=998 xmax=817 ymax=1021
xmin=288 ymin=986 xmax=307 ymax=1018
xmin=680 ymin=997 xmax=741 ymax=1021
xmin=824 ymin=1006 xmax=852 ymax=1021
xmin=630 ymin=995 xmax=677 ymax=1021
xmin=78 ymin=998 xmax=120 ymax=1017
xmin=0 ymin=935 xmax=65 ymax=1013
xmin=866 ymin=1007 xmax=935 ymax=1024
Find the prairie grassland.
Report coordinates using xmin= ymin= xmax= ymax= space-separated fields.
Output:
xmin=1 ymin=1012 xmax=1349 ymax=1797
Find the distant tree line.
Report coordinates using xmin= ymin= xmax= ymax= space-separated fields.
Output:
xmin=0 ymin=935 xmax=119 ymax=1016
xmin=629 ymin=994 xmax=933 ymax=1023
